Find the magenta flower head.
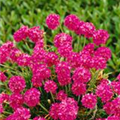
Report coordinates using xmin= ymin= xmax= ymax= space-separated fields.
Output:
xmin=45 ymin=52 xmax=59 ymax=66
xmin=31 ymin=75 xmax=43 ymax=87
xmin=13 ymin=25 xmax=28 ymax=42
xmin=72 ymin=82 xmax=86 ymax=96
xmin=0 ymin=41 xmax=14 ymax=64
xmin=93 ymin=29 xmax=109 ymax=45
xmin=49 ymin=103 xmax=60 ymax=120
xmin=24 ymin=88 xmax=40 ymax=107
xmin=16 ymin=53 xmax=31 ymax=66
xmin=9 ymin=93 xmax=24 ymax=110
xmin=96 ymin=82 xmax=113 ymax=102
xmin=107 ymin=116 xmax=120 ymax=120
xmin=83 ymin=43 xmax=95 ymax=55
xmin=80 ymin=22 xmax=96 ymax=38
xmin=28 ymin=26 xmax=44 ymax=43
xmin=72 ymin=67 xmax=91 ymax=83
xmin=91 ymin=55 xmax=106 ymax=70
xmin=58 ymin=43 xmax=73 ymax=57
xmin=9 ymin=48 xmax=22 ymax=62
xmin=58 ymin=98 xmax=79 ymax=120
xmin=0 ymin=72 xmax=7 ymax=82
xmin=44 ymin=80 xmax=58 ymax=93
xmin=33 ymin=116 xmax=46 ymax=120
xmin=13 ymin=107 xmax=31 ymax=120
xmin=64 ymin=14 xmax=80 ymax=31
xmin=9 ymin=76 xmax=26 ymax=93
xmin=54 ymin=33 xmax=72 ymax=48
xmin=56 ymin=62 xmax=71 ymax=86
xmin=56 ymin=90 xmax=67 ymax=101
xmin=31 ymin=64 xmax=51 ymax=80
xmin=94 ymin=47 xmax=111 ymax=61
xmin=103 ymin=97 xmax=120 ymax=117
xmin=0 ymin=93 xmax=9 ymax=104
xmin=46 ymin=14 xmax=60 ymax=30
xmin=81 ymin=93 xmax=97 ymax=109
xmin=0 ymin=104 xmax=4 ymax=113
xmin=111 ymin=81 xmax=120 ymax=95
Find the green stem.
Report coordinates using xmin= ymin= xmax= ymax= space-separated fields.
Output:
xmin=77 ymin=96 xmax=80 ymax=103
xmin=39 ymin=103 xmax=49 ymax=113
xmin=50 ymin=92 xmax=55 ymax=102
xmin=3 ymin=111 xmax=12 ymax=115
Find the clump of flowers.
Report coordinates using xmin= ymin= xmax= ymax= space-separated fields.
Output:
xmin=0 ymin=14 xmax=119 ymax=120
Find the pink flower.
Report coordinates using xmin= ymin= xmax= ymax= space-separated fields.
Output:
xmin=33 ymin=116 xmax=46 ymax=120
xmin=31 ymin=75 xmax=43 ymax=87
xmin=72 ymin=67 xmax=91 ymax=83
xmin=80 ymin=22 xmax=96 ymax=38
xmin=64 ymin=14 xmax=80 ymax=31
xmin=111 ymin=81 xmax=120 ymax=95
xmin=58 ymin=98 xmax=79 ymax=120
xmin=31 ymin=64 xmax=51 ymax=80
xmin=83 ymin=43 xmax=95 ymax=55
xmin=56 ymin=90 xmax=67 ymax=101
xmin=0 ymin=93 xmax=9 ymax=104
xmin=0 ymin=104 xmax=4 ymax=113
xmin=81 ymin=93 xmax=97 ymax=109
xmin=54 ymin=33 xmax=72 ymax=48
xmin=96 ymin=82 xmax=113 ymax=102
xmin=74 ymin=20 xmax=84 ymax=35
xmin=9 ymin=48 xmax=22 ymax=62
xmin=9 ymin=93 xmax=24 ymax=110
xmin=58 ymin=43 xmax=72 ymax=57
xmin=9 ymin=76 xmax=26 ymax=93
xmin=103 ymin=97 xmax=120 ymax=117
xmin=14 ymin=107 xmax=31 ymax=120
xmin=72 ymin=82 xmax=86 ymax=96
xmin=0 ymin=72 xmax=7 ymax=82
xmin=24 ymin=88 xmax=40 ymax=107
xmin=13 ymin=26 xmax=28 ymax=42
xmin=0 ymin=41 xmax=14 ymax=64
xmin=45 ymin=52 xmax=59 ymax=66
xmin=94 ymin=47 xmax=111 ymax=61
xmin=44 ymin=80 xmax=57 ymax=93
xmin=33 ymin=39 xmax=44 ymax=53
xmin=107 ymin=116 xmax=120 ymax=120
xmin=49 ymin=103 xmax=60 ymax=120
xmin=46 ymin=14 xmax=60 ymax=30
xmin=16 ymin=53 xmax=31 ymax=66
xmin=67 ymin=52 xmax=81 ymax=68
xmin=93 ymin=29 xmax=109 ymax=45
xmin=56 ymin=62 xmax=71 ymax=86
xmin=79 ymin=50 xmax=93 ymax=68
xmin=91 ymin=55 xmax=106 ymax=70
xmin=28 ymin=26 xmax=44 ymax=43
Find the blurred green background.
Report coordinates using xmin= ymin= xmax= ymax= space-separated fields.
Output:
xmin=0 ymin=0 xmax=120 ymax=78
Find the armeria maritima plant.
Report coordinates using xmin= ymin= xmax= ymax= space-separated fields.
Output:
xmin=0 ymin=13 xmax=120 ymax=120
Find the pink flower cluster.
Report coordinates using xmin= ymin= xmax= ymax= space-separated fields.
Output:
xmin=49 ymin=98 xmax=79 ymax=120
xmin=0 ymin=13 xmax=119 ymax=120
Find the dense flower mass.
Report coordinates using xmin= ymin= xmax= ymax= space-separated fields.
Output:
xmin=0 ymin=13 xmax=118 ymax=120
